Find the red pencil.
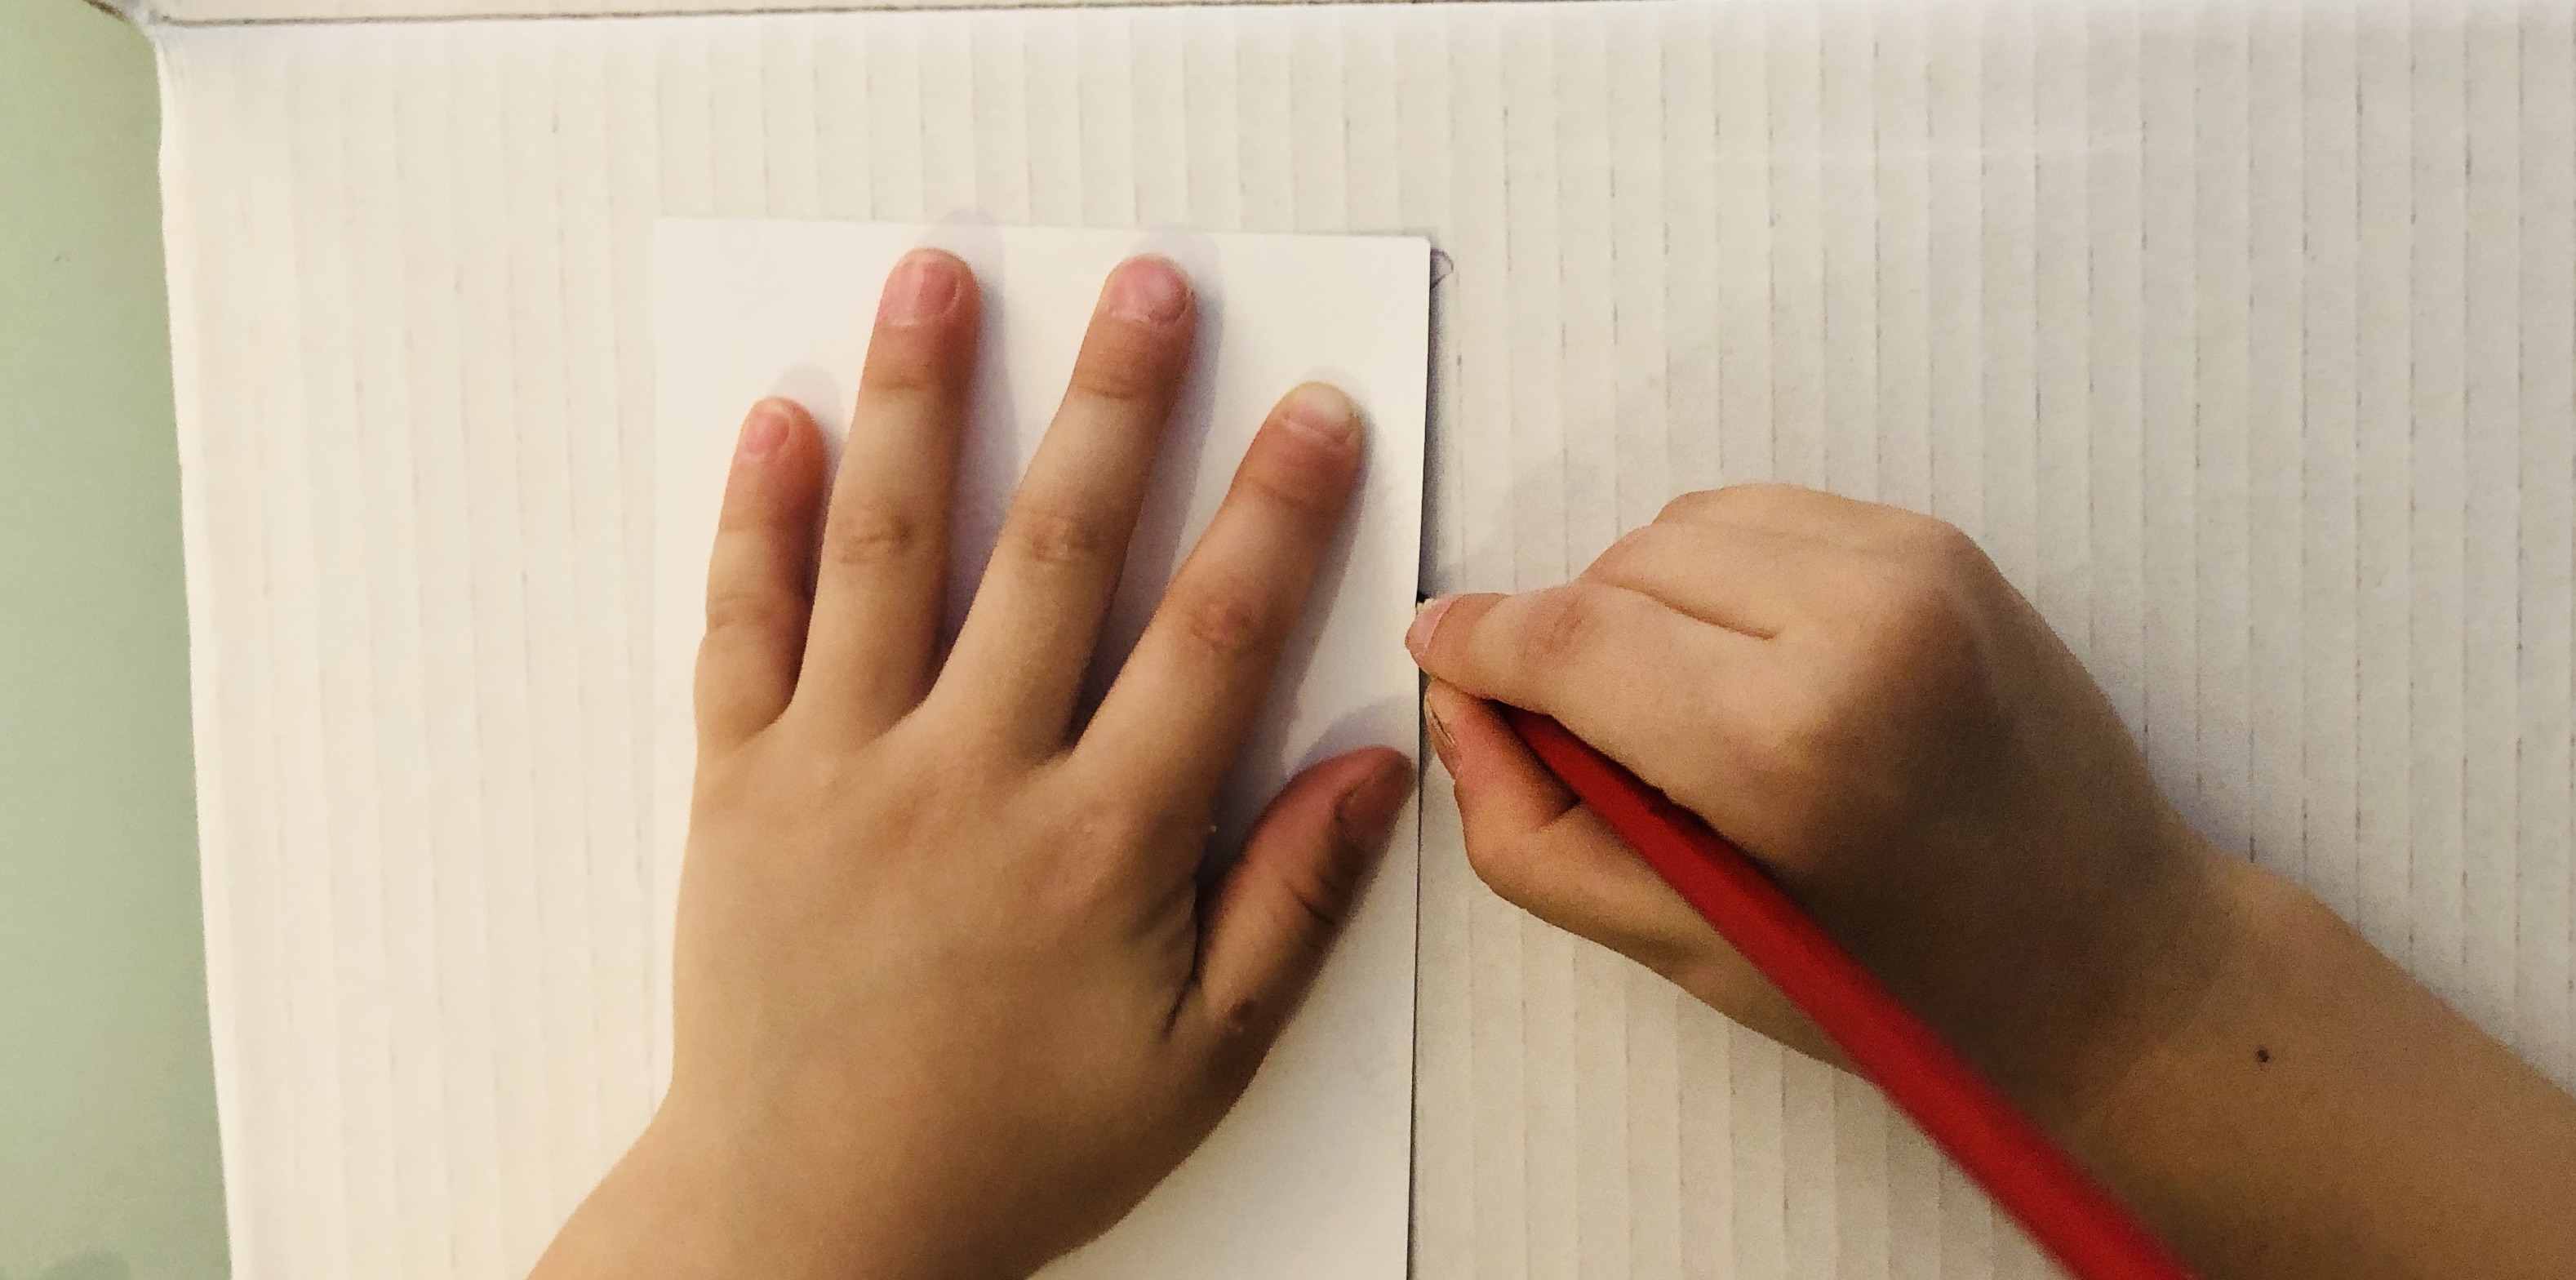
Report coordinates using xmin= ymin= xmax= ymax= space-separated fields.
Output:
xmin=1505 ymin=707 xmax=2199 ymax=1280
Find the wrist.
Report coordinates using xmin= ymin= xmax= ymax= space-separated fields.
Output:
xmin=2060 ymin=851 xmax=2310 ymax=1139
xmin=533 ymin=1090 xmax=995 ymax=1280
xmin=2050 ymin=854 xmax=2354 ymax=1241
xmin=1983 ymin=824 xmax=2262 ymax=1139
xmin=2041 ymin=856 xmax=2576 ymax=1278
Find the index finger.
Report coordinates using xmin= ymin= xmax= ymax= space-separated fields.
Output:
xmin=1074 ymin=382 xmax=1366 ymax=812
xmin=1404 ymin=581 xmax=1761 ymax=798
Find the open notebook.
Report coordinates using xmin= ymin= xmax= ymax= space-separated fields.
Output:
xmin=154 ymin=1 xmax=2575 ymax=1278
xmin=652 ymin=220 xmax=1430 ymax=1279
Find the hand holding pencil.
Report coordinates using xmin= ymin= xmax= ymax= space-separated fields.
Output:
xmin=1407 ymin=486 xmax=2229 ymax=1121
xmin=1409 ymin=484 xmax=2576 ymax=1280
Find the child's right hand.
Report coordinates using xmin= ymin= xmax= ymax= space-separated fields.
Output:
xmin=1410 ymin=483 xmax=2576 ymax=1280
xmin=1406 ymin=484 xmax=2245 ymax=1128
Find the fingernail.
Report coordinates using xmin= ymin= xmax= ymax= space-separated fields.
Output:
xmin=1406 ymin=596 xmax=1455 ymax=660
xmin=881 ymin=250 xmax=962 ymax=327
xmin=1107 ymin=256 xmax=1191 ymax=325
xmin=739 ymin=398 xmax=794 ymax=461
xmin=1423 ymin=692 xmax=1457 ymax=769
xmin=1277 ymin=382 xmax=1361 ymax=447
xmin=1335 ymin=759 xmax=1418 ymax=849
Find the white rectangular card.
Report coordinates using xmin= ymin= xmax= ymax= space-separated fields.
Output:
xmin=653 ymin=219 xmax=1430 ymax=1280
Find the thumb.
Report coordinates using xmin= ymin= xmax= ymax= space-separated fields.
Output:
xmin=1183 ymin=747 xmax=1415 ymax=1079
xmin=1426 ymin=680 xmax=1836 ymax=1063
xmin=1425 ymin=678 xmax=1717 ymax=976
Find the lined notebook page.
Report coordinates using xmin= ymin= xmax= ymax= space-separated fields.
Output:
xmin=158 ymin=2 xmax=2576 ymax=1278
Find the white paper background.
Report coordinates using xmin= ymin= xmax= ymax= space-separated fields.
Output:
xmin=654 ymin=219 xmax=1429 ymax=1280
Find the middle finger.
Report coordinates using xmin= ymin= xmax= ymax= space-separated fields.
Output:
xmin=932 ymin=256 xmax=1198 ymax=754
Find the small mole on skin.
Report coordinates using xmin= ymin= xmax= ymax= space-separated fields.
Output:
xmin=2255 ymin=1047 xmax=2272 ymax=1065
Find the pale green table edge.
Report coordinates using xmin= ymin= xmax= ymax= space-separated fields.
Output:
xmin=1 ymin=0 xmax=233 ymax=1275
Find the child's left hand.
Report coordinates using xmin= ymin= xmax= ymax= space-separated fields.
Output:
xmin=531 ymin=250 xmax=1413 ymax=1280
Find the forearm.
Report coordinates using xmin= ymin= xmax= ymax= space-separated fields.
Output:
xmin=2069 ymin=853 xmax=2576 ymax=1279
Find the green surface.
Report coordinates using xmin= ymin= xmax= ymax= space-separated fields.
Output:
xmin=0 ymin=0 xmax=232 ymax=1276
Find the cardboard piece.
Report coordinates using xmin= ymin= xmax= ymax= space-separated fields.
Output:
xmin=153 ymin=2 xmax=2576 ymax=1278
